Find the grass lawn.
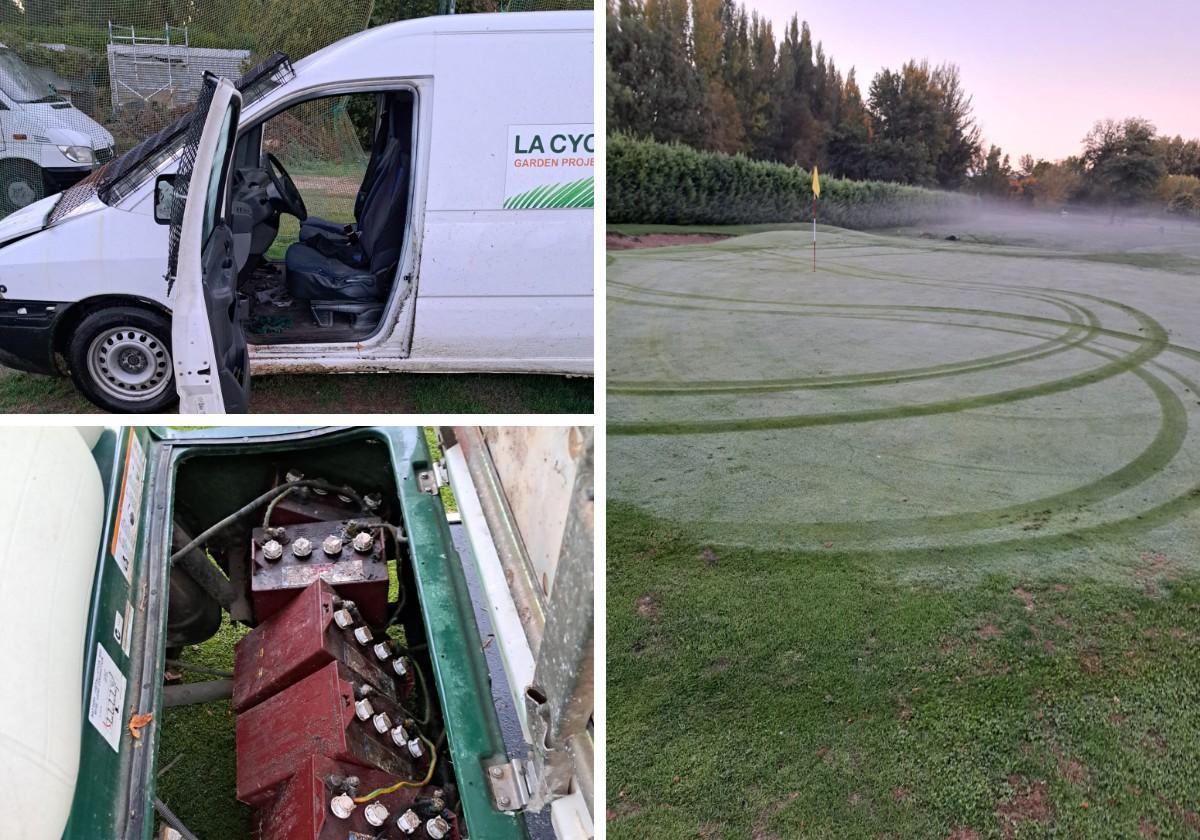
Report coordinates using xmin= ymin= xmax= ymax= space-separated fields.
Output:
xmin=0 ymin=366 xmax=592 ymax=413
xmin=608 ymin=502 xmax=1200 ymax=840
xmin=607 ymin=216 xmax=1200 ymax=839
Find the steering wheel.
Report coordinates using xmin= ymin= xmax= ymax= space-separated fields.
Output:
xmin=266 ymin=153 xmax=307 ymax=221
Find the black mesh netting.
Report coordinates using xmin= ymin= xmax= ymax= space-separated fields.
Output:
xmin=164 ymin=73 xmax=217 ymax=295
xmin=0 ymin=0 xmax=372 ymax=224
xmin=47 ymin=53 xmax=293 ymax=224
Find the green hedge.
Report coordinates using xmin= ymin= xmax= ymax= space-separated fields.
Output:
xmin=607 ymin=134 xmax=977 ymax=229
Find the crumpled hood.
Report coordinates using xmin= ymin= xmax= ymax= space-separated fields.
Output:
xmin=0 ymin=193 xmax=62 ymax=245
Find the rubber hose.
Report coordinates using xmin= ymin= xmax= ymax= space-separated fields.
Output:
xmin=170 ymin=479 xmax=368 ymax=565
xmin=154 ymin=797 xmax=201 ymax=840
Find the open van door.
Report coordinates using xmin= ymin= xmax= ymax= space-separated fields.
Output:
xmin=166 ymin=73 xmax=250 ymax=414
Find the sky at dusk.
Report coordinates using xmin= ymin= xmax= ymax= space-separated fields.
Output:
xmin=752 ymin=0 xmax=1200 ymax=162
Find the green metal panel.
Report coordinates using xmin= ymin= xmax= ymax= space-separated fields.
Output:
xmin=381 ymin=427 xmax=530 ymax=840
xmin=64 ymin=427 xmax=154 ymax=840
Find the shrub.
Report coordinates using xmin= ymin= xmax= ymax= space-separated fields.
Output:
xmin=607 ymin=133 xmax=977 ymax=228
xmin=1160 ymin=175 xmax=1200 ymax=218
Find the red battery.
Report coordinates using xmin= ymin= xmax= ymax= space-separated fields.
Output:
xmin=250 ymin=518 xmax=390 ymax=625
xmin=257 ymin=754 xmax=460 ymax=840
xmin=233 ymin=578 xmax=412 ymax=713
xmin=236 ymin=661 xmax=420 ymax=806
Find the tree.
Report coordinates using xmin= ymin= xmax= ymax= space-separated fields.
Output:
xmin=864 ymin=61 xmax=979 ymax=187
xmin=1081 ymin=117 xmax=1166 ymax=205
xmin=972 ymin=145 xmax=1012 ymax=196
xmin=1154 ymin=135 xmax=1200 ymax=177
xmin=826 ymin=68 xmax=870 ymax=178
xmin=606 ymin=0 xmax=706 ymax=144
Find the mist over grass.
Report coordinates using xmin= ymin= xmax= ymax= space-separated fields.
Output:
xmin=889 ymin=200 xmax=1200 ymax=264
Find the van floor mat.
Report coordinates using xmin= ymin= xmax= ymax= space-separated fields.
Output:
xmin=247 ymin=315 xmax=293 ymax=335
xmin=243 ymin=300 xmax=378 ymax=345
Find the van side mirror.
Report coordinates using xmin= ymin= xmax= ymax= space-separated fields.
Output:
xmin=154 ymin=175 xmax=177 ymax=224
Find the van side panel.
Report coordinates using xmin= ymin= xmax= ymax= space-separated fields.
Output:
xmin=409 ymin=25 xmax=593 ymax=368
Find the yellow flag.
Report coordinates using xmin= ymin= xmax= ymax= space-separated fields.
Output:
xmin=812 ymin=166 xmax=821 ymax=198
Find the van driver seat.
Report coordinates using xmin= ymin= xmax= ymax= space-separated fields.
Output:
xmin=283 ymin=136 xmax=409 ymax=322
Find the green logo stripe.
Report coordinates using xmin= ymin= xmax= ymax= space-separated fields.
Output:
xmin=504 ymin=176 xmax=594 ymax=209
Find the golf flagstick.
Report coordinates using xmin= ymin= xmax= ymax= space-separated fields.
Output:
xmin=811 ymin=166 xmax=820 ymax=272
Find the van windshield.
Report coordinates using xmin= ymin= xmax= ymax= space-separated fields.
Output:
xmin=0 ymin=49 xmax=60 ymax=103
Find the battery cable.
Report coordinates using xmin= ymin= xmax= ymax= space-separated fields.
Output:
xmin=352 ymin=734 xmax=438 ymax=803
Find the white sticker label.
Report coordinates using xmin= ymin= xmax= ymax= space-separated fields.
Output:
xmin=87 ymin=643 xmax=127 ymax=752
xmin=504 ymin=123 xmax=594 ymax=209
xmin=110 ymin=430 xmax=146 ymax=582
xmin=113 ymin=609 xmax=125 ymax=650
xmin=122 ymin=602 xmax=133 ymax=655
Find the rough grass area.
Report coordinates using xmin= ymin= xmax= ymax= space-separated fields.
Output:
xmin=608 ymin=501 xmax=1200 ymax=840
xmin=0 ymin=366 xmax=592 ymax=413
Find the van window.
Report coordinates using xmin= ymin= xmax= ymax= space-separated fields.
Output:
xmin=0 ymin=49 xmax=59 ymax=103
xmin=260 ymin=92 xmax=375 ymax=258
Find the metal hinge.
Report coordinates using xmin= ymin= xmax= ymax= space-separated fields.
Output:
xmin=485 ymin=758 xmax=532 ymax=812
xmin=416 ymin=460 xmax=448 ymax=495
xmin=483 ymin=691 xmax=577 ymax=815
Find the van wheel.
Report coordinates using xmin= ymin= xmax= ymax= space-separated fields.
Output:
xmin=67 ymin=307 xmax=178 ymax=413
xmin=0 ymin=159 xmax=45 ymax=215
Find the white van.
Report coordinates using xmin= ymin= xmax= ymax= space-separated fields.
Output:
xmin=0 ymin=45 xmax=116 ymax=214
xmin=0 ymin=12 xmax=593 ymax=413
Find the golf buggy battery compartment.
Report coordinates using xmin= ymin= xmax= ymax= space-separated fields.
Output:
xmin=236 ymin=659 xmax=426 ymax=805
xmin=161 ymin=431 xmax=469 ymax=839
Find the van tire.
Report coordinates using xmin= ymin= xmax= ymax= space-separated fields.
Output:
xmin=67 ymin=306 xmax=178 ymax=413
xmin=0 ymin=159 xmax=45 ymax=215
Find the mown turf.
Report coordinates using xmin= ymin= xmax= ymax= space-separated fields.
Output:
xmin=0 ymin=367 xmax=592 ymax=413
xmin=607 ymin=501 xmax=1200 ymax=839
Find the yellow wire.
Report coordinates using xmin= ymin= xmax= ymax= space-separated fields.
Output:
xmin=352 ymin=734 xmax=438 ymax=803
